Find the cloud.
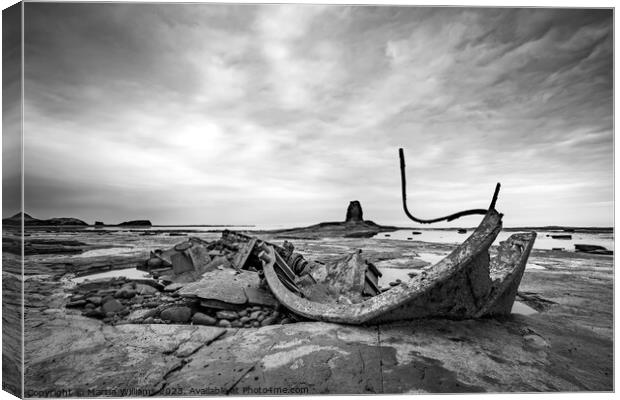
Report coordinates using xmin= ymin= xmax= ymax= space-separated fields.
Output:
xmin=16 ymin=5 xmax=613 ymax=227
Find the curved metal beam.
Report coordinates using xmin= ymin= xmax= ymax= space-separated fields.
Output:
xmin=399 ymin=148 xmax=501 ymax=224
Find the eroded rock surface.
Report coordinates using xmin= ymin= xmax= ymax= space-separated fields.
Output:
xmin=13 ymin=225 xmax=613 ymax=394
xmin=24 ymin=312 xmax=612 ymax=395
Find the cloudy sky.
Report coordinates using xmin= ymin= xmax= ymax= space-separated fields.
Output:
xmin=12 ymin=4 xmax=613 ymax=227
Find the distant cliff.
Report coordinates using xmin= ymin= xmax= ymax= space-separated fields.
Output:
xmin=2 ymin=212 xmax=88 ymax=226
xmin=117 ymin=220 xmax=152 ymax=227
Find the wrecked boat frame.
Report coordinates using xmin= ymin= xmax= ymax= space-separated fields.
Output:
xmin=259 ymin=212 xmax=536 ymax=324
xmin=123 ymin=148 xmax=537 ymax=326
xmin=256 ymin=148 xmax=537 ymax=324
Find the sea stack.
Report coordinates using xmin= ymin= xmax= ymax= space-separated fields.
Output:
xmin=345 ymin=201 xmax=364 ymax=223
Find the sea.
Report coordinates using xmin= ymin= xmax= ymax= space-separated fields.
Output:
xmin=85 ymin=224 xmax=614 ymax=253
xmin=372 ymin=229 xmax=614 ymax=252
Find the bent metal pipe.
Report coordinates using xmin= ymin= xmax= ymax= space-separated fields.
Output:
xmin=398 ymin=147 xmax=501 ymax=224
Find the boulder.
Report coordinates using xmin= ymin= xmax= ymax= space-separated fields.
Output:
xmin=160 ymin=306 xmax=192 ymax=323
xmin=345 ymin=201 xmax=364 ymax=222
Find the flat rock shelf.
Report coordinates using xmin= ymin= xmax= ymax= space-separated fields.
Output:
xmin=9 ymin=226 xmax=614 ymax=394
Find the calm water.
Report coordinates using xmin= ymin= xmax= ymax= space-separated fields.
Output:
xmin=72 ymin=267 xmax=151 ymax=283
xmin=374 ymin=229 xmax=613 ymax=252
xmin=85 ymin=224 xmax=612 ymax=252
xmin=85 ymin=224 xmax=288 ymax=231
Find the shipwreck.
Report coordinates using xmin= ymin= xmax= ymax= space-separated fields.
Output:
xmin=256 ymin=149 xmax=536 ymax=323
xmin=70 ymin=148 xmax=536 ymax=327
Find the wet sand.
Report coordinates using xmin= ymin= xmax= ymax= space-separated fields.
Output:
xmin=4 ymin=227 xmax=613 ymax=394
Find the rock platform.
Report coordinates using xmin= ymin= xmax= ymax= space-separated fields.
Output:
xmin=3 ymin=225 xmax=613 ymax=395
xmin=24 ymin=310 xmax=611 ymax=395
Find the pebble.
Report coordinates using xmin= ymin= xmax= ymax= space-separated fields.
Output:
xmin=261 ymin=316 xmax=276 ymax=326
xmin=524 ymin=334 xmax=550 ymax=350
xmin=238 ymin=309 xmax=248 ymax=317
xmin=257 ymin=314 xmax=265 ymax=322
xmin=218 ymin=319 xmax=232 ymax=328
xmin=143 ymin=317 xmax=155 ymax=324
xmin=82 ymin=309 xmax=105 ymax=319
xmin=280 ymin=318 xmax=292 ymax=324
xmin=192 ymin=312 xmax=217 ymax=326
xmin=231 ymin=320 xmax=243 ymax=328
xmin=240 ymin=316 xmax=250 ymax=324
xmin=86 ymin=296 xmax=102 ymax=305
xmin=66 ymin=300 xmax=87 ymax=308
xmin=101 ymin=299 xmax=124 ymax=314
xmin=160 ymin=306 xmax=192 ymax=323
xmin=249 ymin=311 xmax=262 ymax=320
xmin=114 ymin=288 xmax=136 ymax=299
xmin=388 ymin=281 xmax=400 ymax=287
xmin=251 ymin=306 xmax=262 ymax=311
xmin=216 ymin=310 xmax=238 ymax=320
xmin=101 ymin=295 xmax=116 ymax=303
xmin=251 ymin=321 xmax=260 ymax=327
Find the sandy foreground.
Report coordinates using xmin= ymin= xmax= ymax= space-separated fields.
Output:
xmin=2 ymin=227 xmax=613 ymax=396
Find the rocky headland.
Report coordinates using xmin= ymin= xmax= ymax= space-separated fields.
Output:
xmin=2 ymin=212 xmax=88 ymax=227
xmin=117 ymin=220 xmax=152 ymax=227
xmin=268 ymin=200 xmax=399 ymax=239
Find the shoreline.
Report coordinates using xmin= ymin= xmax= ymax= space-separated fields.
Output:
xmin=3 ymin=226 xmax=613 ymax=393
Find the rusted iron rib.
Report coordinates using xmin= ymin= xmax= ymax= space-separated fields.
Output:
xmin=259 ymin=209 xmax=508 ymax=324
xmin=399 ymin=148 xmax=501 ymax=224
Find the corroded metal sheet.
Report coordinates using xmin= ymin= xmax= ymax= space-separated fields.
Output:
xmin=244 ymin=287 xmax=279 ymax=308
xmin=186 ymin=245 xmax=211 ymax=272
xmin=232 ymin=238 xmax=256 ymax=270
xmin=259 ymin=210 xmax=534 ymax=324
xmin=171 ymin=252 xmax=195 ymax=275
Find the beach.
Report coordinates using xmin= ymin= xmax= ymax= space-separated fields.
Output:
xmin=3 ymin=225 xmax=612 ymax=395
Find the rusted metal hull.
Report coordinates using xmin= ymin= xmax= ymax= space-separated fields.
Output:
xmin=259 ymin=210 xmax=536 ymax=324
